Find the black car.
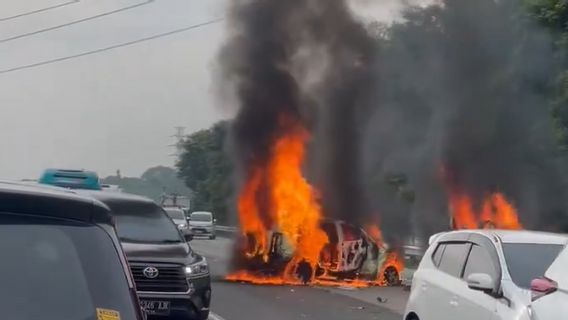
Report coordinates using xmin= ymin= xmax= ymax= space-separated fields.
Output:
xmin=85 ymin=191 xmax=212 ymax=320
xmin=0 ymin=182 xmax=145 ymax=320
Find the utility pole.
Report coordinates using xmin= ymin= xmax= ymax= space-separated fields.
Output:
xmin=169 ymin=126 xmax=186 ymax=158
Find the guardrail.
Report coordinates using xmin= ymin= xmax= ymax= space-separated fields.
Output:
xmin=216 ymin=225 xmax=238 ymax=234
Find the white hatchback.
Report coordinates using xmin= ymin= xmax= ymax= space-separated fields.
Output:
xmin=404 ymin=230 xmax=567 ymax=320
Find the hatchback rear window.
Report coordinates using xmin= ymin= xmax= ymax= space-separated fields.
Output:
xmin=191 ymin=212 xmax=212 ymax=222
xmin=502 ymin=243 xmax=563 ymax=289
xmin=0 ymin=213 xmax=138 ymax=320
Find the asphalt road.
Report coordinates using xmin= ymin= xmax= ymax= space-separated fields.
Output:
xmin=191 ymin=237 xmax=404 ymax=320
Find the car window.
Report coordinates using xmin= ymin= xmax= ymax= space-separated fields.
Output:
xmin=190 ymin=212 xmax=213 ymax=222
xmin=432 ymin=243 xmax=446 ymax=267
xmin=0 ymin=213 xmax=137 ymax=320
xmin=165 ymin=208 xmax=186 ymax=220
xmin=321 ymin=222 xmax=339 ymax=244
xmin=502 ymin=243 xmax=564 ymax=289
xmin=463 ymin=244 xmax=498 ymax=280
xmin=108 ymin=202 xmax=183 ymax=243
xmin=341 ymin=223 xmax=361 ymax=242
xmin=405 ymin=254 xmax=423 ymax=269
xmin=437 ymin=242 xmax=471 ymax=277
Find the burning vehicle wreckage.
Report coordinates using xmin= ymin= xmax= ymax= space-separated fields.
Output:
xmin=228 ymin=220 xmax=403 ymax=287
xmin=224 ymin=124 xmax=403 ymax=288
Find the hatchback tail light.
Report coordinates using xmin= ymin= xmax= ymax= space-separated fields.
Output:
xmin=530 ymin=277 xmax=557 ymax=301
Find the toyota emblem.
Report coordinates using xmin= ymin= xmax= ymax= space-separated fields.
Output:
xmin=143 ymin=266 xmax=159 ymax=279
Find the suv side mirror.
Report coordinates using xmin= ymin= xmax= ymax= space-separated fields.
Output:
xmin=467 ymin=273 xmax=496 ymax=293
xmin=184 ymin=234 xmax=194 ymax=242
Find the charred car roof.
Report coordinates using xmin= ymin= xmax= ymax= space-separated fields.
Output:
xmin=0 ymin=182 xmax=112 ymax=224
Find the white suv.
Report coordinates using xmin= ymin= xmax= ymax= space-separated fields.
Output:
xmin=404 ymin=230 xmax=567 ymax=320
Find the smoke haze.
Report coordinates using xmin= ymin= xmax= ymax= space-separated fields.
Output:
xmin=218 ymin=0 xmax=568 ymax=244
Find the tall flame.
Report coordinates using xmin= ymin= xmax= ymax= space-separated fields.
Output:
xmin=448 ymin=190 xmax=522 ymax=230
xmin=234 ymin=121 xmax=328 ymax=282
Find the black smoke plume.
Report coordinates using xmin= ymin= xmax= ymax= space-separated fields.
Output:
xmin=218 ymin=0 xmax=568 ymax=250
xmin=362 ymin=0 xmax=568 ymax=242
xmin=218 ymin=0 xmax=377 ymax=228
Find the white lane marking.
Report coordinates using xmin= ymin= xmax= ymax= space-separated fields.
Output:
xmin=209 ymin=311 xmax=227 ymax=320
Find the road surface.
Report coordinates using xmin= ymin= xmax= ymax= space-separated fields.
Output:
xmin=191 ymin=236 xmax=407 ymax=320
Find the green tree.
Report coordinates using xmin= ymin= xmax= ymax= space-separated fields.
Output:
xmin=524 ymin=0 xmax=568 ymax=148
xmin=102 ymin=166 xmax=190 ymax=202
xmin=176 ymin=121 xmax=232 ymax=223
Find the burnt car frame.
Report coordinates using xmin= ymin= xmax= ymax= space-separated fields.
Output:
xmin=234 ymin=219 xmax=401 ymax=285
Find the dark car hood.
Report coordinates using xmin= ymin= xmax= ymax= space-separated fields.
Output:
xmin=121 ymin=241 xmax=197 ymax=265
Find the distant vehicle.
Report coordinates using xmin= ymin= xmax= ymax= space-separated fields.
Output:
xmin=189 ymin=211 xmax=216 ymax=240
xmin=0 ymin=182 xmax=144 ymax=320
xmin=83 ymin=191 xmax=211 ymax=320
xmin=39 ymin=168 xmax=101 ymax=190
xmin=161 ymin=193 xmax=191 ymax=209
xmin=528 ymin=244 xmax=568 ymax=319
xmin=404 ymin=230 xmax=567 ymax=320
xmin=401 ymin=245 xmax=424 ymax=289
xmin=165 ymin=207 xmax=191 ymax=236
xmin=101 ymin=184 xmax=123 ymax=193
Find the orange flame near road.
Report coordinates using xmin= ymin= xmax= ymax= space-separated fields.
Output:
xmin=377 ymin=251 xmax=405 ymax=285
xmin=449 ymin=190 xmax=522 ymax=230
xmin=232 ymin=120 xmax=328 ymax=283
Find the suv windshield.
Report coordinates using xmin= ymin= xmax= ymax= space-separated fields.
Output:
xmin=191 ymin=212 xmax=212 ymax=222
xmin=108 ymin=202 xmax=183 ymax=243
xmin=165 ymin=208 xmax=186 ymax=220
xmin=503 ymin=243 xmax=564 ymax=289
xmin=0 ymin=213 xmax=137 ymax=320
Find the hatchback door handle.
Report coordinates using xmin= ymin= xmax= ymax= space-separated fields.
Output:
xmin=450 ymin=300 xmax=458 ymax=307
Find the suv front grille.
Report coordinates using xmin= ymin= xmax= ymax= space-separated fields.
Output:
xmin=130 ymin=263 xmax=189 ymax=293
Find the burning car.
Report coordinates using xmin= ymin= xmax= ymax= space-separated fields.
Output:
xmin=231 ymin=219 xmax=402 ymax=286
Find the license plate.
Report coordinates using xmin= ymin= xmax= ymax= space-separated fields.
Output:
xmin=194 ymin=229 xmax=204 ymax=233
xmin=140 ymin=300 xmax=170 ymax=316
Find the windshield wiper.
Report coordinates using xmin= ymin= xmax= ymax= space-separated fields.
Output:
xmin=119 ymin=237 xmax=146 ymax=243
xmin=158 ymin=239 xmax=182 ymax=244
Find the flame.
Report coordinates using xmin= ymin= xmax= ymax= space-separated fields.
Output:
xmin=449 ymin=190 xmax=522 ymax=230
xmin=377 ymin=251 xmax=404 ymax=286
xmin=231 ymin=121 xmax=328 ymax=283
xmin=230 ymin=120 xmax=403 ymax=288
xmin=268 ymin=129 xmax=329 ymax=278
xmin=364 ymin=224 xmax=384 ymax=247
xmin=237 ymin=168 xmax=267 ymax=258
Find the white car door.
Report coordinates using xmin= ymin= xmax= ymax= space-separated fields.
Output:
xmin=456 ymin=242 xmax=499 ymax=320
xmin=434 ymin=242 xmax=474 ymax=320
xmin=413 ymin=241 xmax=471 ymax=320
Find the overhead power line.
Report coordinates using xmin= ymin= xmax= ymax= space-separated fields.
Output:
xmin=0 ymin=0 xmax=154 ymax=44
xmin=0 ymin=0 xmax=80 ymax=22
xmin=0 ymin=17 xmax=224 ymax=75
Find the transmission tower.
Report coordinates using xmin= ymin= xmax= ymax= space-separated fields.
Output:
xmin=170 ymin=126 xmax=186 ymax=158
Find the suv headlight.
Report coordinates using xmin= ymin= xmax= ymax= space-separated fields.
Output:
xmin=185 ymin=258 xmax=209 ymax=278
xmin=177 ymin=223 xmax=188 ymax=230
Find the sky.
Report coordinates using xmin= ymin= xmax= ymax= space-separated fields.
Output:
xmin=0 ymin=0 xmax=419 ymax=180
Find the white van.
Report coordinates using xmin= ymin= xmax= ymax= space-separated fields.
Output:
xmin=189 ymin=211 xmax=216 ymax=240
